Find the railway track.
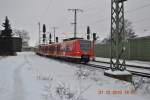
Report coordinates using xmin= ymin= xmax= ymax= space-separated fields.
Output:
xmin=93 ymin=60 xmax=150 ymax=70
xmin=37 ymin=54 xmax=150 ymax=78
xmin=85 ymin=62 xmax=150 ymax=78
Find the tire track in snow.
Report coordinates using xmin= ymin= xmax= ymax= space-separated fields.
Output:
xmin=13 ymin=55 xmax=30 ymax=100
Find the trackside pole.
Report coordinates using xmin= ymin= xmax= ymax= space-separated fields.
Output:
xmin=104 ymin=0 xmax=132 ymax=82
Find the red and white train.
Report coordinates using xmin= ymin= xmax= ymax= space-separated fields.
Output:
xmin=36 ymin=38 xmax=94 ymax=63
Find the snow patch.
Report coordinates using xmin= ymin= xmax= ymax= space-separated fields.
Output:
xmin=105 ymin=69 xmax=131 ymax=75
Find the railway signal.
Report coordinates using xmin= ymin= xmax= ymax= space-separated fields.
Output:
xmin=49 ymin=33 xmax=52 ymax=44
xmin=43 ymin=24 xmax=46 ymax=33
xmin=42 ymin=34 xmax=46 ymax=43
xmin=42 ymin=24 xmax=46 ymax=43
xmin=93 ymin=33 xmax=97 ymax=41
xmin=56 ymin=37 xmax=58 ymax=43
xmin=92 ymin=33 xmax=97 ymax=61
xmin=87 ymin=26 xmax=90 ymax=40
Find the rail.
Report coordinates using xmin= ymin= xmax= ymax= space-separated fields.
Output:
xmin=85 ymin=62 xmax=150 ymax=78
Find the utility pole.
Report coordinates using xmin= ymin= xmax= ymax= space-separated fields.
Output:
xmin=51 ymin=27 xmax=58 ymax=42
xmin=68 ymin=9 xmax=83 ymax=38
xmin=110 ymin=0 xmax=127 ymax=71
xmin=38 ymin=22 xmax=41 ymax=44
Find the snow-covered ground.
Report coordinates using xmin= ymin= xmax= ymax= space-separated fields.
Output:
xmin=0 ymin=52 xmax=150 ymax=100
xmin=0 ymin=56 xmax=4 ymax=60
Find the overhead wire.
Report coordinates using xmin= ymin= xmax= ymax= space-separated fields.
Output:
xmin=79 ymin=1 xmax=150 ymax=38
xmin=39 ymin=0 xmax=53 ymax=21
xmin=132 ymin=17 xmax=150 ymax=30
xmin=126 ymin=3 xmax=150 ymax=13
xmin=38 ymin=0 xmax=150 ymax=39
xmin=84 ymin=2 xmax=150 ymax=26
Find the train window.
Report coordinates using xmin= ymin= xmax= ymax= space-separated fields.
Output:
xmin=49 ymin=46 xmax=52 ymax=51
xmin=60 ymin=44 xmax=65 ymax=51
xmin=66 ymin=45 xmax=70 ymax=52
xmin=80 ymin=40 xmax=91 ymax=52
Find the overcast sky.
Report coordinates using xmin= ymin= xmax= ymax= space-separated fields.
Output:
xmin=0 ymin=0 xmax=150 ymax=46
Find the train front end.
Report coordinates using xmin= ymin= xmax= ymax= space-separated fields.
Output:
xmin=79 ymin=39 xmax=94 ymax=63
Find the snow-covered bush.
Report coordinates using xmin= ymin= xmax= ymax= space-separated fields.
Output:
xmin=55 ymin=82 xmax=75 ymax=99
xmin=36 ymin=73 xmax=53 ymax=81
xmin=43 ymin=81 xmax=86 ymax=100
xmin=75 ymin=68 xmax=91 ymax=80
xmin=131 ymin=77 xmax=150 ymax=95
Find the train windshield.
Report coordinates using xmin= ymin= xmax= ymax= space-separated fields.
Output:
xmin=80 ymin=40 xmax=91 ymax=52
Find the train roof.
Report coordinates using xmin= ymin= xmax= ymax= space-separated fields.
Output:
xmin=63 ymin=37 xmax=84 ymax=41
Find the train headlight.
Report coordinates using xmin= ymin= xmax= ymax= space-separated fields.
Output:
xmin=76 ymin=51 xmax=80 ymax=54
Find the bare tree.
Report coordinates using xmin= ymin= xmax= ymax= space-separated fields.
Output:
xmin=124 ymin=19 xmax=137 ymax=39
xmin=13 ymin=29 xmax=30 ymax=46
xmin=101 ymin=19 xmax=137 ymax=43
